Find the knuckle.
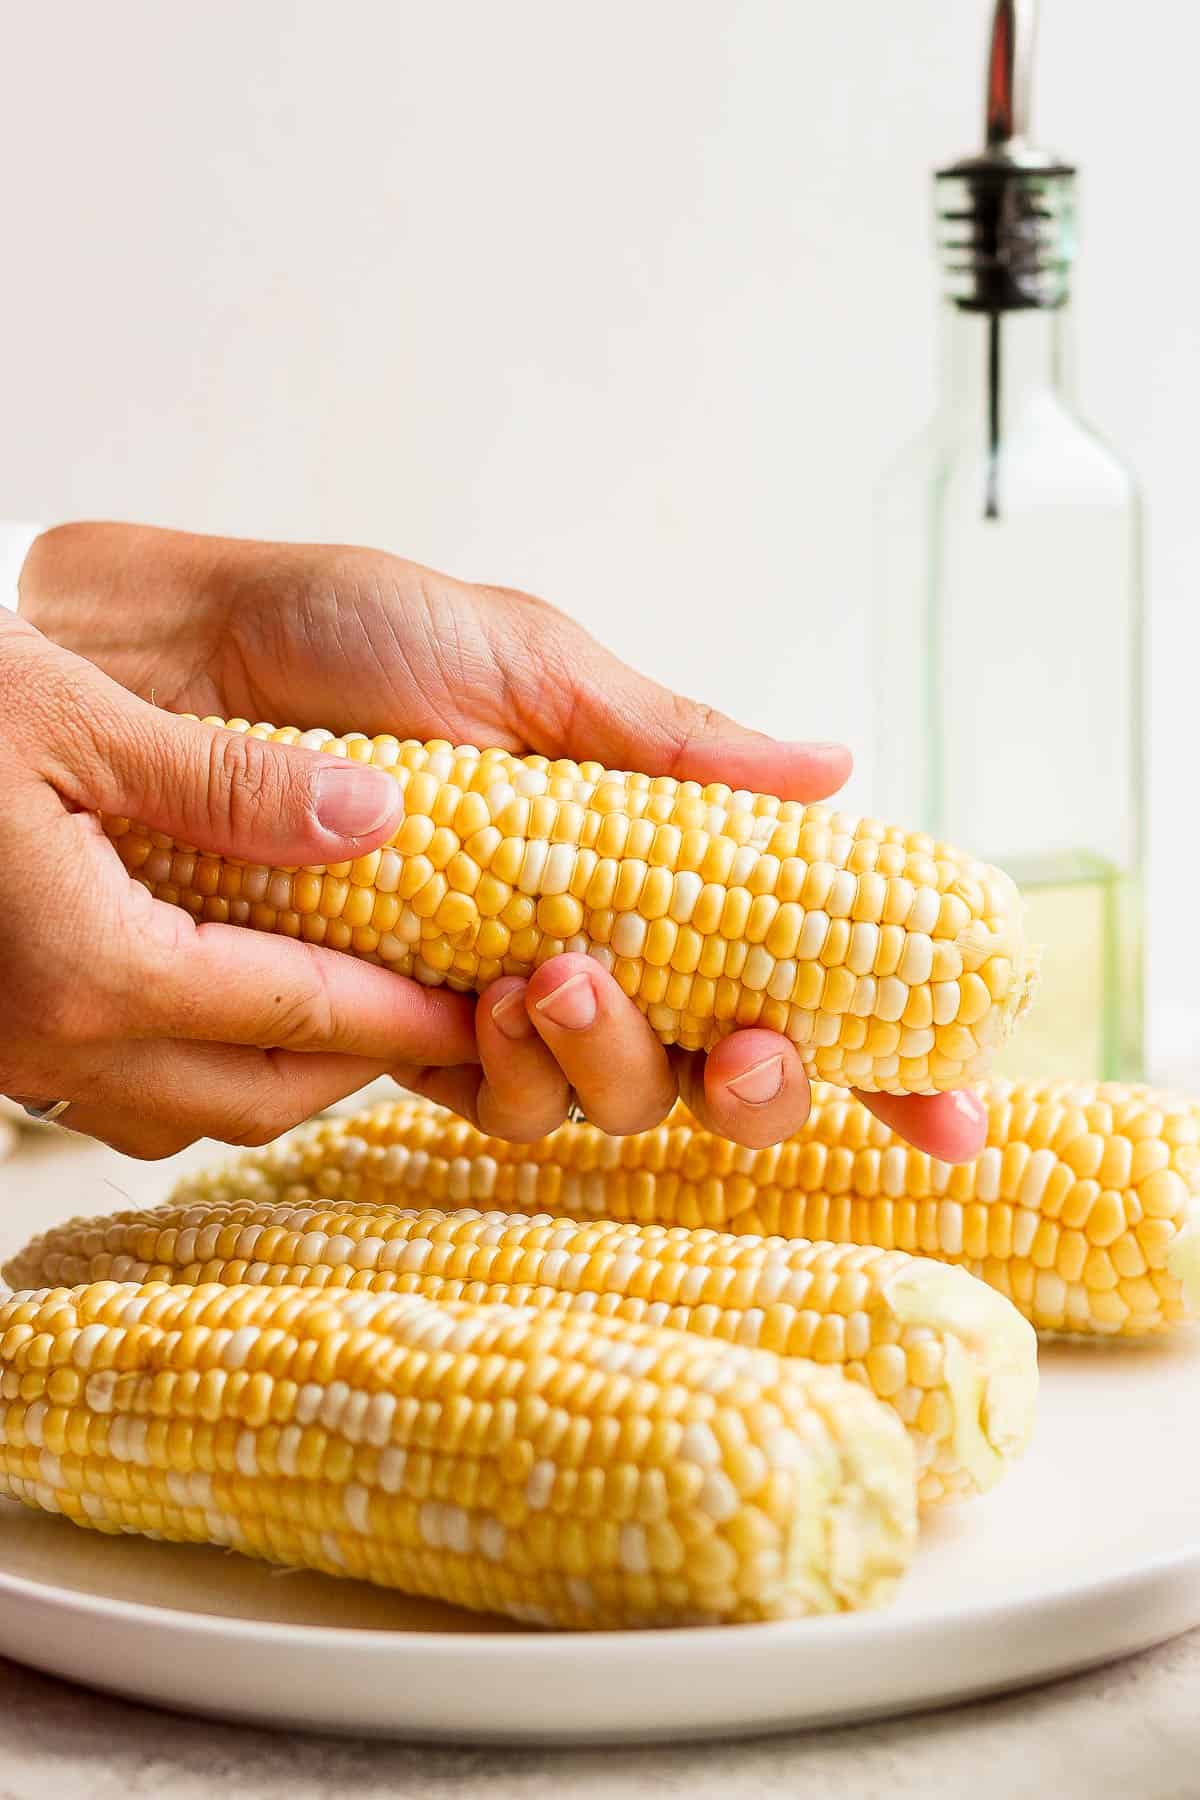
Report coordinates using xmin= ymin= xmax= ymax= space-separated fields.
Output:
xmin=662 ymin=694 xmax=730 ymax=763
xmin=213 ymin=1086 xmax=279 ymax=1149
xmin=217 ymin=1062 xmax=313 ymax=1149
xmin=220 ymin=1091 xmax=307 ymax=1150
xmin=208 ymin=728 xmax=282 ymax=840
xmin=225 ymin=1118 xmax=287 ymax=1150
xmin=677 ymin=695 xmax=723 ymax=737
xmin=55 ymin=669 xmax=124 ymax=774
xmin=260 ymin=966 xmax=339 ymax=1052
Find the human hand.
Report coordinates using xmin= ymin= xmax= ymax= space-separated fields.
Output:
xmin=19 ymin=522 xmax=988 ymax=1160
xmin=0 ymin=609 xmax=478 ymax=1157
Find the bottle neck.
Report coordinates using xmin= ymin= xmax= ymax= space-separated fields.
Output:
xmin=937 ymin=300 xmax=1073 ymax=432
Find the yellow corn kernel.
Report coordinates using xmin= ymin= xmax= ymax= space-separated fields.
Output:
xmin=143 ymin=1077 xmax=1200 ymax=1342
xmin=13 ymin=1203 xmax=1037 ymax=1509
xmin=107 ymin=726 xmax=1035 ymax=1095
xmin=0 ymin=1282 xmax=916 ymax=1627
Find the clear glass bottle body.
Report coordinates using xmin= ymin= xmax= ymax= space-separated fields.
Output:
xmin=874 ymin=300 xmax=1144 ymax=1083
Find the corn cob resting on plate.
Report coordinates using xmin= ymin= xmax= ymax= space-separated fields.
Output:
xmin=105 ymin=725 xmax=1038 ymax=1093
xmin=7 ymin=1205 xmax=1039 ymax=1507
xmin=0 ymin=1281 xmax=918 ymax=1628
xmin=157 ymin=1079 xmax=1200 ymax=1339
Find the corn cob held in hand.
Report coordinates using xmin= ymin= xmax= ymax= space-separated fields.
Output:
xmin=0 ymin=1281 xmax=917 ymax=1627
xmin=8 ymin=1204 xmax=1037 ymax=1505
xmin=158 ymin=1079 xmax=1200 ymax=1338
xmin=106 ymin=724 xmax=1036 ymax=1092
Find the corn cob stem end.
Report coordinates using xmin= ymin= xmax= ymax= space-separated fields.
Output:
xmin=884 ymin=1262 xmax=1038 ymax=1494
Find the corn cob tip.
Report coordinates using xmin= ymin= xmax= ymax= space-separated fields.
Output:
xmin=883 ymin=1261 xmax=1038 ymax=1492
xmin=1166 ymin=1206 xmax=1200 ymax=1316
xmin=979 ymin=864 xmax=1039 ymax=1040
xmin=1015 ymin=947 xmax=1040 ymax=1028
xmin=795 ymin=1391 xmax=917 ymax=1609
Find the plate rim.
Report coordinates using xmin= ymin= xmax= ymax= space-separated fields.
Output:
xmin=2 ymin=1525 xmax=1199 ymax=1659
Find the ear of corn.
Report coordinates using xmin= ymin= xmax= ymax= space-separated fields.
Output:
xmin=0 ymin=1281 xmax=916 ymax=1627
xmin=103 ymin=724 xmax=1036 ymax=1093
xmin=6 ymin=1202 xmax=1038 ymax=1506
xmin=157 ymin=1080 xmax=1200 ymax=1339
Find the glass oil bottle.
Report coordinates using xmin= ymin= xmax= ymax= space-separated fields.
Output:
xmin=873 ymin=0 xmax=1144 ymax=1081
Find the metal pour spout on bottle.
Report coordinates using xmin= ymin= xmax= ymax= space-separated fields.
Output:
xmin=978 ymin=0 xmax=1040 ymax=518
xmin=872 ymin=0 xmax=1145 ymax=1083
xmin=946 ymin=0 xmax=1069 ymax=522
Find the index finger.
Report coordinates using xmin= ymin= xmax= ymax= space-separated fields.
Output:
xmin=125 ymin=906 xmax=479 ymax=1065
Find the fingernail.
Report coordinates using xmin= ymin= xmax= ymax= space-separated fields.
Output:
xmin=313 ymin=764 xmax=398 ymax=837
xmin=491 ymin=987 xmax=533 ymax=1040
xmin=534 ymin=971 xmax=597 ymax=1031
xmin=781 ymin=740 xmax=850 ymax=758
xmin=725 ymin=1055 xmax=785 ymax=1106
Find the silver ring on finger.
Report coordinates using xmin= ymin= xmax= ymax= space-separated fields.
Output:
xmin=564 ymin=1094 xmax=588 ymax=1125
xmin=21 ymin=1099 xmax=71 ymax=1124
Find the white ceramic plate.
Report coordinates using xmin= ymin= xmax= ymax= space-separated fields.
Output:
xmin=1 ymin=1332 xmax=1199 ymax=1743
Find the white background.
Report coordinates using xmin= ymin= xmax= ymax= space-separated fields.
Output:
xmin=1 ymin=2 xmax=1194 ymax=1074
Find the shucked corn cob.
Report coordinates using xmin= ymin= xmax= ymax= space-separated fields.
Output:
xmin=105 ymin=724 xmax=1036 ymax=1092
xmin=0 ymin=1281 xmax=916 ymax=1626
xmin=7 ymin=1204 xmax=1038 ymax=1505
xmin=161 ymin=1080 xmax=1200 ymax=1339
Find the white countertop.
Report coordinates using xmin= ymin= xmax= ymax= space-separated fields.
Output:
xmin=1 ymin=1125 xmax=1198 ymax=1800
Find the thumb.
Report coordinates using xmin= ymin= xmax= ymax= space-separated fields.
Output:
xmin=35 ymin=643 xmax=404 ymax=863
